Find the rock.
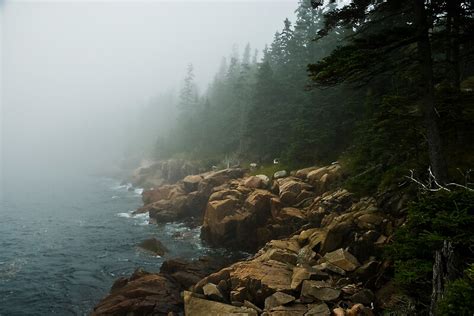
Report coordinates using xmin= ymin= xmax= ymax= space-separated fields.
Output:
xmin=92 ymin=271 xmax=182 ymax=315
xmin=306 ymin=164 xmax=343 ymax=194
xmin=261 ymin=248 xmax=298 ymax=266
xmin=244 ymin=175 xmax=269 ymax=189
xmin=278 ymin=178 xmax=313 ymax=206
xmin=228 ymin=260 xmax=293 ymax=306
xmin=350 ymin=289 xmax=375 ymax=305
xmin=268 ymin=304 xmax=308 ymax=315
xmin=201 ymin=208 xmax=257 ymax=251
xmin=270 ymin=197 xmax=283 ymax=219
xmin=244 ymin=300 xmax=263 ymax=313
xmin=267 ymin=239 xmax=301 ymax=254
xmin=296 ymin=190 xmax=315 ymax=205
xmin=202 ymin=283 xmax=224 ymax=301
xmin=306 ymin=303 xmax=330 ymax=316
xmin=354 ymin=261 xmax=380 ymax=282
xmin=278 ymin=207 xmax=306 ymax=221
xmin=346 ymin=303 xmax=374 ymax=316
xmin=320 ymin=221 xmax=353 ymax=254
xmin=245 ymin=189 xmax=275 ymax=224
xmin=256 ymin=174 xmax=271 ymax=186
xmin=183 ymin=175 xmax=203 ymax=192
xmin=295 ymin=166 xmax=318 ymax=179
xmin=291 ymin=266 xmax=329 ymax=290
xmin=274 ymin=170 xmax=288 ymax=179
xmin=141 ymin=185 xmax=174 ymax=205
xmin=307 ymin=167 xmax=328 ymax=183
xmin=230 ymin=286 xmax=251 ymax=302
xmin=198 ymin=168 xmax=244 ymax=196
xmin=332 ymin=307 xmax=346 ymax=316
xmin=137 ymin=238 xmax=168 ymax=256
xmin=183 ymin=291 xmax=258 ymax=316
xmin=356 ymin=213 xmax=384 ymax=230
xmin=324 ymin=249 xmax=360 ymax=272
xmin=205 ymin=198 xmax=240 ymax=223
xmin=264 ymin=292 xmax=295 ymax=310
xmin=315 ymin=262 xmax=346 ymax=275
xmin=301 ymin=280 xmax=341 ymax=301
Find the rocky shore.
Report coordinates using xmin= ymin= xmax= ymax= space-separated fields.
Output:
xmin=93 ymin=160 xmax=409 ymax=315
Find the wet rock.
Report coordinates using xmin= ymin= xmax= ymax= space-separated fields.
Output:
xmin=324 ymin=249 xmax=360 ymax=272
xmin=92 ymin=270 xmax=182 ymax=315
xmin=264 ymin=292 xmax=295 ymax=310
xmin=137 ymin=237 xmax=168 ymax=256
xmin=301 ymin=281 xmax=341 ymax=302
xmin=183 ymin=291 xmax=258 ymax=316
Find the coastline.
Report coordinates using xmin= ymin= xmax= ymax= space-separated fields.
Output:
xmin=91 ymin=160 xmax=408 ymax=315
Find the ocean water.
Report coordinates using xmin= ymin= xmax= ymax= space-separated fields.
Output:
xmin=0 ymin=172 xmax=215 ymax=315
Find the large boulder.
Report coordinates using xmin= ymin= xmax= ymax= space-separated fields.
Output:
xmin=92 ymin=269 xmax=182 ymax=315
xmin=137 ymin=238 xmax=168 ymax=256
xmin=277 ymin=177 xmax=313 ymax=206
xmin=306 ymin=163 xmax=343 ymax=194
xmin=300 ymin=280 xmax=341 ymax=302
xmin=295 ymin=166 xmax=319 ymax=179
xmin=323 ymin=249 xmax=360 ymax=272
xmin=183 ymin=291 xmax=258 ymax=316
xmin=201 ymin=188 xmax=277 ymax=251
xmin=183 ymin=174 xmax=203 ymax=193
xmin=244 ymin=175 xmax=269 ymax=189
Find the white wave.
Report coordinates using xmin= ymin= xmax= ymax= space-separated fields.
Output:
xmin=134 ymin=188 xmax=144 ymax=195
xmin=117 ymin=212 xmax=132 ymax=218
xmin=111 ymin=195 xmax=119 ymax=199
xmin=110 ymin=182 xmax=133 ymax=191
xmin=117 ymin=211 xmax=150 ymax=225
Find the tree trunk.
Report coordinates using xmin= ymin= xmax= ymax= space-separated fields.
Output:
xmin=413 ymin=0 xmax=449 ymax=184
xmin=430 ymin=241 xmax=460 ymax=316
xmin=446 ymin=0 xmax=462 ymax=90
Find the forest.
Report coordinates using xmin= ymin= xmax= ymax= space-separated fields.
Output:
xmin=149 ymin=0 xmax=473 ymax=194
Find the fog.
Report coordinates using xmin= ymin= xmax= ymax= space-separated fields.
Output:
xmin=0 ymin=0 xmax=297 ymax=188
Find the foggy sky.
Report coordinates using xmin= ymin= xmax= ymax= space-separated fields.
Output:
xmin=1 ymin=0 xmax=298 ymax=186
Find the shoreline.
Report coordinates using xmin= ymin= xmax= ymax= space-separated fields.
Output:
xmin=92 ymin=160 xmax=408 ymax=315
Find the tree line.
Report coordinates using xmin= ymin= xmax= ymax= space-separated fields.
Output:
xmin=151 ymin=0 xmax=473 ymax=194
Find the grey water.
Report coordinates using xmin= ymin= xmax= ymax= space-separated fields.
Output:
xmin=0 ymin=172 xmax=213 ymax=315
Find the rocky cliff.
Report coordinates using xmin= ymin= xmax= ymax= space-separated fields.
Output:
xmin=93 ymin=162 xmax=409 ymax=315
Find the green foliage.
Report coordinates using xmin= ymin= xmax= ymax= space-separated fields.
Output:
xmin=386 ymin=191 xmax=474 ymax=310
xmin=343 ymin=93 xmax=425 ymax=196
xmin=436 ymin=264 xmax=474 ymax=316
